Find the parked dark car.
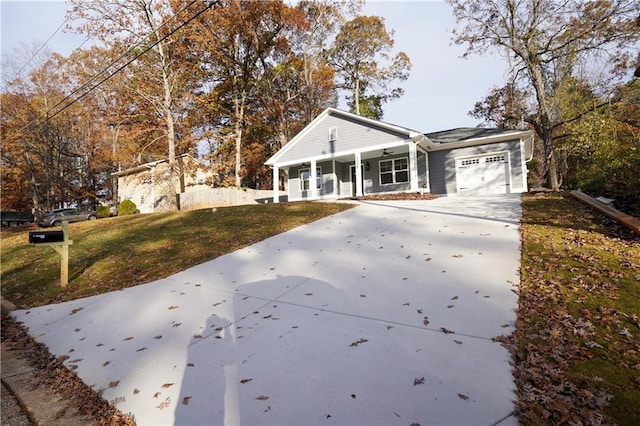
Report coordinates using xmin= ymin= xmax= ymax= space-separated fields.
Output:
xmin=0 ymin=211 xmax=35 ymax=227
xmin=38 ymin=208 xmax=97 ymax=227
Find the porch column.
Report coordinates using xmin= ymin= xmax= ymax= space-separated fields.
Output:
xmin=355 ymin=152 xmax=363 ymax=197
xmin=331 ymin=160 xmax=337 ymax=198
xmin=409 ymin=143 xmax=419 ymax=192
xmin=272 ymin=165 xmax=279 ymax=203
xmin=424 ymin=152 xmax=431 ymax=192
xmin=310 ymin=159 xmax=318 ymax=199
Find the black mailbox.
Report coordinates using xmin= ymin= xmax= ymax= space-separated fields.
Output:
xmin=29 ymin=230 xmax=65 ymax=244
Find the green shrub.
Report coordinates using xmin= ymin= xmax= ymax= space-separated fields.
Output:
xmin=96 ymin=205 xmax=111 ymax=218
xmin=118 ymin=199 xmax=138 ymax=216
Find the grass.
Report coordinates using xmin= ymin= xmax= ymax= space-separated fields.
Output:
xmin=515 ymin=192 xmax=640 ymax=425
xmin=1 ymin=202 xmax=354 ymax=307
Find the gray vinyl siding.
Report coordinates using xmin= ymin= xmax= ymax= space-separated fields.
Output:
xmin=288 ymin=160 xmax=340 ymax=200
xmin=278 ymin=114 xmax=408 ymax=164
xmin=367 ymin=155 xmax=411 ymax=193
xmin=417 ymin=152 xmax=428 ymax=189
xmin=428 ymin=140 xmax=523 ymax=195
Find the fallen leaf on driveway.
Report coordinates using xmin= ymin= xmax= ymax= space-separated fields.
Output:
xmin=414 ymin=377 xmax=425 ymax=386
xmin=441 ymin=327 xmax=455 ymax=334
xmin=458 ymin=393 xmax=469 ymax=400
xmin=240 ymin=378 xmax=253 ymax=384
xmin=350 ymin=338 xmax=368 ymax=347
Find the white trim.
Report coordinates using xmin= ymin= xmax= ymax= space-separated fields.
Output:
xmin=310 ymin=160 xmax=318 ymax=199
xmin=429 ymin=131 xmax=533 ymax=152
xmin=409 ymin=143 xmax=418 ymax=191
xmin=349 ymin=163 xmax=365 ymax=197
xmin=424 ymin=151 xmax=431 ymax=193
xmin=519 ymin=139 xmax=528 ymax=192
xmin=355 ymin=152 xmax=363 ymax=196
xmin=271 ymin=140 xmax=413 ymax=168
xmin=272 ymin=166 xmax=279 ymax=203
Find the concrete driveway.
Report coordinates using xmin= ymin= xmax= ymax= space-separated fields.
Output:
xmin=12 ymin=195 xmax=522 ymax=425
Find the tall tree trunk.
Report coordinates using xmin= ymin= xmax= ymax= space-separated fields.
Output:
xmin=234 ymin=91 xmax=246 ymax=187
xmin=354 ymin=77 xmax=360 ymax=115
xmin=157 ymin=40 xmax=175 ymax=169
xmin=529 ymin=62 xmax=561 ymax=190
xmin=157 ymin=39 xmax=179 ymax=209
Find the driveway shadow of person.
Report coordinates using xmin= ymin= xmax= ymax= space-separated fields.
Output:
xmin=173 ymin=274 xmax=350 ymax=425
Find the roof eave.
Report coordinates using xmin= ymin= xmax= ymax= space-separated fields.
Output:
xmin=429 ymin=130 xmax=534 ymax=151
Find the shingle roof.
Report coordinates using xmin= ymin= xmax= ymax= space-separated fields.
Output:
xmin=425 ymin=127 xmax=523 ymax=144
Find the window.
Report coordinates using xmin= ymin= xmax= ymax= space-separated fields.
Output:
xmin=299 ymin=166 xmax=322 ymax=191
xmin=485 ymin=155 xmax=505 ymax=163
xmin=379 ymin=158 xmax=409 ymax=185
xmin=461 ymin=158 xmax=480 ymax=166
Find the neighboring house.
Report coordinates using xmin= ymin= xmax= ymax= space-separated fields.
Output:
xmin=112 ymin=154 xmax=210 ymax=214
xmin=265 ymin=107 xmax=534 ymax=202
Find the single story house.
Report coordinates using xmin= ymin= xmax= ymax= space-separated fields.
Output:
xmin=265 ymin=107 xmax=534 ymax=202
xmin=112 ymin=154 xmax=210 ymax=214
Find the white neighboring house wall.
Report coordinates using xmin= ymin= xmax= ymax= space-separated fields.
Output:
xmin=113 ymin=155 xmax=209 ymax=214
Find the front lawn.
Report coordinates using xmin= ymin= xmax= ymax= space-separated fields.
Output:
xmin=0 ymin=202 xmax=354 ymax=308
xmin=512 ymin=192 xmax=640 ymax=425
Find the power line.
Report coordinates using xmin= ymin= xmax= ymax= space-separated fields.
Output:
xmin=45 ymin=0 xmax=204 ymax=121
xmin=14 ymin=0 xmax=217 ymax=137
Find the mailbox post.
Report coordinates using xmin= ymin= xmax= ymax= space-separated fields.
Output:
xmin=29 ymin=221 xmax=73 ymax=287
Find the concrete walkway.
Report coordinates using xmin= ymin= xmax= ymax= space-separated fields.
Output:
xmin=11 ymin=195 xmax=522 ymax=425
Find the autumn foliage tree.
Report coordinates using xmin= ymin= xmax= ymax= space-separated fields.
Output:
xmin=330 ymin=15 xmax=411 ymax=119
xmin=1 ymin=0 xmax=412 ymax=210
xmin=448 ymin=0 xmax=640 ymax=190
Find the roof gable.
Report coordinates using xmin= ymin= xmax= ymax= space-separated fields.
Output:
xmin=266 ymin=108 xmax=427 ymax=166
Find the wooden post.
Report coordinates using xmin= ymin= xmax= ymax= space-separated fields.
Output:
xmin=49 ymin=222 xmax=72 ymax=286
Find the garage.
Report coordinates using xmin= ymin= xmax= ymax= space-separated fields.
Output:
xmin=455 ymin=152 xmax=510 ymax=195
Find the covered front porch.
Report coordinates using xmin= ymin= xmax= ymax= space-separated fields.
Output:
xmin=270 ymin=140 xmax=431 ymax=202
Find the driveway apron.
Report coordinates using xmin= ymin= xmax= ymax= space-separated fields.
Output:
xmin=12 ymin=194 xmax=522 ymax=425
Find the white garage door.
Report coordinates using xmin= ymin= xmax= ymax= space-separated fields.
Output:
xmin=455 ymin=153 xmax=510 ymax=195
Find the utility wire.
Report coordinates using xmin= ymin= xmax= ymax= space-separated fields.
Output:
xmin=14 ymin=0 xmax=217 ymax=138
xmin=45 ymin=0 xmax=203 ymax=121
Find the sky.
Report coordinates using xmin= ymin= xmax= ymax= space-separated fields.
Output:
xmin=0 ymin=0 xmax=509 ymax=132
